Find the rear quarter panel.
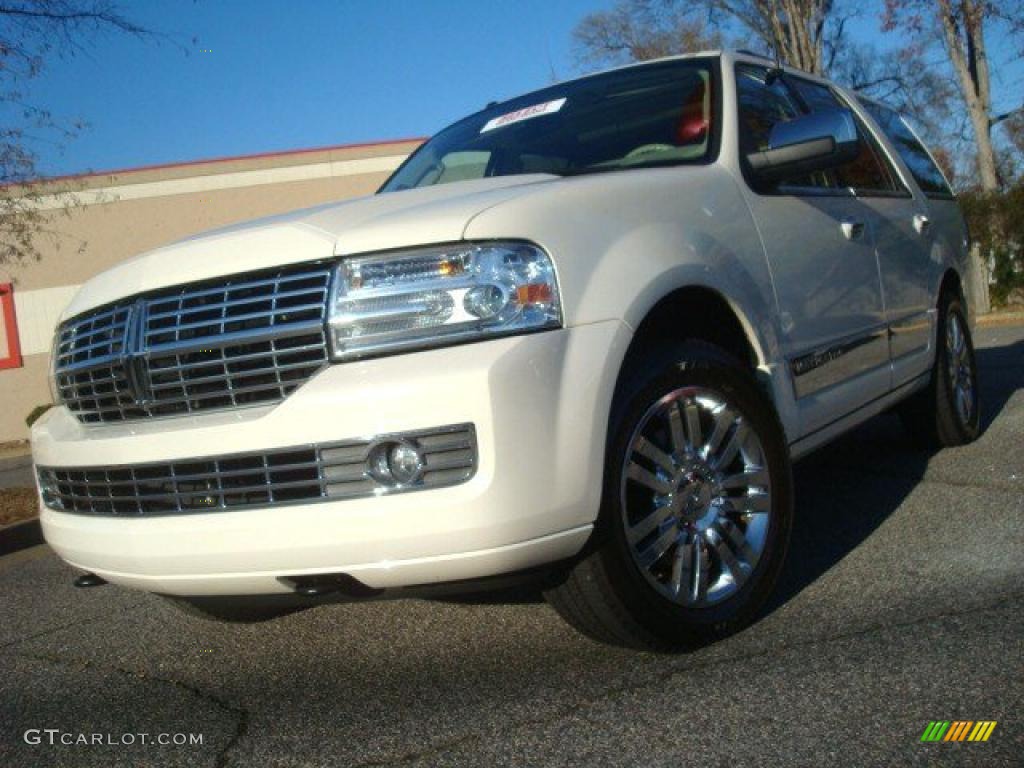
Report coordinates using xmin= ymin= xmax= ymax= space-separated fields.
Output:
xmin=927 ymin=198 xmax=975 ymax=326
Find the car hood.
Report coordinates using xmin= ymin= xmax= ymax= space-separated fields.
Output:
xmin=61 ymin=174 xmax=559 ymax=320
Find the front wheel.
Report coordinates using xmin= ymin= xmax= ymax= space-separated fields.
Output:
xmin=545 ymin=341 xmax=793 ymax=650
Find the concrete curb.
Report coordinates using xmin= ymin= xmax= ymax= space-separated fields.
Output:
xmin=0 ymin=454 xmax=34 ymax=491
xmin=977 ymin=311 xmax=1024 ymax=327
xmin=0 ymin=454 xmax=32 ymax=471
xmin=0 ymin=517 xmax=43 ymax=557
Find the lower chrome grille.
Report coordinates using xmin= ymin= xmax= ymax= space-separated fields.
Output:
xmin=37 ymin=425 xmax=476 ymax=517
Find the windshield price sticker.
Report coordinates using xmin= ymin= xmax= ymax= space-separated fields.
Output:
xmin=480 ymin=98 xmax=566 ymax=133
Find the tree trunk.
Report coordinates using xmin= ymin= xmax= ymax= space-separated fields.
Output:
xmin=938 ymin=0 xmax=999 ymax=191
xmin=734 ymin=0 xmax=826 ymax=74
xmin=968 ymin=105 xmax=1000 ymax=191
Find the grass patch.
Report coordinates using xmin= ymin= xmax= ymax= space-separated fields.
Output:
xmin=0 ymin=489 xmax=39 ymax=527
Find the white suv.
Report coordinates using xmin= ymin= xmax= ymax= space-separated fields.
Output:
xmin=32 ymin=51 xmax=981 ymax=649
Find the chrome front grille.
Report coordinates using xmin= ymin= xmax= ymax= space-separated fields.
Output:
xmin=54 ymin=262 xmax=332 ymax=423
xmin=54 ymin=304 xmax=132 ymax=369
xmin=38 ymin=425 xmax=477 ymax=517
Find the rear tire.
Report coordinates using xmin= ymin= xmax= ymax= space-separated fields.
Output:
xmin=898 ymin=295 xmax=980 ymax=448
xmin=545 ymin=341 xmax=793 ymax=650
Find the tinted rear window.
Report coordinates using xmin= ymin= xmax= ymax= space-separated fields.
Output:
xmin=861 ymin=100 xmax=954 ymax=198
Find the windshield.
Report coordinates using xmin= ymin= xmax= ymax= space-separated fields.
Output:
xmin=380 ymin=58 xmax=716 ymax=192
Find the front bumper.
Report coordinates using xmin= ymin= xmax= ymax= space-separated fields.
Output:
xmin=32 ymin=321 xmax=630 ymax=595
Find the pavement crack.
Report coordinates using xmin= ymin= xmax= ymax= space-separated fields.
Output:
xmin=352 ymin=733 xmax=484 ymax=767
xmin=349 ymin=592 xmax=1024 ymax=767
xmin=0 ymin=601 xmax=144 ymax=653
xmin=213 ymin=703 xmax=248 ymax=768
xmin=588 ymin=593 xmax=1024 ymax=726
xmin=16 ymin=649 xmax=250 ymax=768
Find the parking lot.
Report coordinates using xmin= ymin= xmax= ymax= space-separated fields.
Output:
xmin=1 ymin=323 xmax=1021 ymax=767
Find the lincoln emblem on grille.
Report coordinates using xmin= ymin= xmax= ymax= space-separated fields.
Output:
xmin=123 ymin=298 xmax=153 ymax=406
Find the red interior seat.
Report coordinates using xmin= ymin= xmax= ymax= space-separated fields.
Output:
xmin=675 ymin=80 xmax=709 ymax=145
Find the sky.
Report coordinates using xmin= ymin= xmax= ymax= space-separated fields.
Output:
xmin=15 ymin=0 xmax=1024 ymax=177
xmin=21 ymin=0 xmax=608 ymax=176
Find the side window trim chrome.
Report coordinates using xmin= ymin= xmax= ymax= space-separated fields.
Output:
xmin=896 ymin=111 xmax=957 ymax=200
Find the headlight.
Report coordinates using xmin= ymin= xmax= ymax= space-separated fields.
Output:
xmin=327 ymin=242 xmax=561 ymax=361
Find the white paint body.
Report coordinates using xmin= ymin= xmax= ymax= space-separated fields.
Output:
xmin=31 ymin=52 xmax=973 ymax=597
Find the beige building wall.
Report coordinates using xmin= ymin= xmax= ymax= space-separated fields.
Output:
xmin=0 ymin=139 xmax=422 ymax=443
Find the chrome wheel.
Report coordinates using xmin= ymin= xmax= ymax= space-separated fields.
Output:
xmin=946 ymin=312 xmax=975 ymax=426
xmin=621 ymin=387 xmax=772 ymax=607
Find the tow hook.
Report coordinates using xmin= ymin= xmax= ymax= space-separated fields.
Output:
xmin=73 ymin=573 xmax=107 ymax=588
xmin=279 ymin=573 xmax=382 ymax=598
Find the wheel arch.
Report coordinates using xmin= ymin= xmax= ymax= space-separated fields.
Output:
xmin=624 ymin=284 xmax=764 ymax=372
xmin=938 ymin=267 xmax=966 ymax=308
xmin=611 ymin=281 xmax=794 ymax=440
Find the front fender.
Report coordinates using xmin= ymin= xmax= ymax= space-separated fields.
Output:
xmin=464 ymin=166 xmax=794 ymax=438
xmin=464 ymin=167 xmax=779 ymax=354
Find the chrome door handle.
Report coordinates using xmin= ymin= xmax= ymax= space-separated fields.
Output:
xmin=840 ymin=219 xmax=865 ymax=240
xmin=913 ymin=214 xmax=931 ymax=234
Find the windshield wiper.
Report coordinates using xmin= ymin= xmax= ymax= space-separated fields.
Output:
xmin=557 ymin=159 xmax=698 ymax=178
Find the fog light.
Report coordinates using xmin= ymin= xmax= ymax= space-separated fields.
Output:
xmin=369 ymin=440 xmax=424 ymax=486
xmin=388 ymin=442 xmax=423 ymax=484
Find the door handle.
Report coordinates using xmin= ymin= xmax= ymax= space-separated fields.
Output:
xmin=913 ymin=214 xmax=931 ymax=235
xmin=840 ymin=219 xmax=865 ymax=240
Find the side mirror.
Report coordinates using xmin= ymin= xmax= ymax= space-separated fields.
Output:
xmin=747 ymin=108 xmax=860 ymax=181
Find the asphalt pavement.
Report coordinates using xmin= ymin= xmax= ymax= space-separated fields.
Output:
xmin=1 ymin=324 xmax=1021 ymax=768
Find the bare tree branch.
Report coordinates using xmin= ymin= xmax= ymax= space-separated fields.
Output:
xmin=883 ymin=0 xmax=1023 ymax=191
xmin=0 ymin=1 xmax=154 ymax=268
xmin=572 ymin=0 xmax=721 ymax=68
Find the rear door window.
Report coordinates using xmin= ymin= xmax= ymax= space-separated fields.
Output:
xmin=860 ymin=100 xmax=954 ymax=199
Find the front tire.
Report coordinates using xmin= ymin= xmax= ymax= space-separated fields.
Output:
xmin=545 ymin=341 xmax=793 ymax=650
xmin=899 ymin=295 xmax=980 ymax=448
